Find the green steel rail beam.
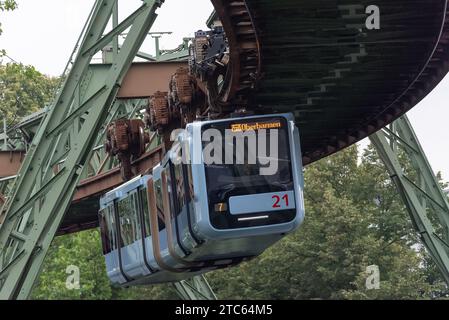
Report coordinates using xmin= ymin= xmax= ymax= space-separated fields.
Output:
xmin=0 ymin=0 xmax=163 ymax=300
xmin=370 ymin=115 xmax=449 ymax=285
xmin=0 ymin=99 xmax=149 ymax=208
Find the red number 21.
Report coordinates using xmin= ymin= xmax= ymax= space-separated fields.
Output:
xmin=272 ymin=194 xmax=289 ymax=208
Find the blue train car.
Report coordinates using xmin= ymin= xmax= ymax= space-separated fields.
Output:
xmin=99 ymin=113 xmax=305 ymax=286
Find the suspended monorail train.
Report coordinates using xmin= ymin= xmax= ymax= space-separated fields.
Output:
xmin=99 ymin=113 xmax=305 ymax=286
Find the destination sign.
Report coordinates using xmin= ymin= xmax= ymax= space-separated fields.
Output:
xmin=230 ymin=120 xmax=282 ymax=132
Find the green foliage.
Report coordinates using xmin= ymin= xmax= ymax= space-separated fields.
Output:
xmin=32 ymin=230 xmax=113 ymax=300
xmin=3 ymin=1 xmax=445 ymax=299
xmin=0 ymin=0 xmax=17 ymax=54
xmin=31 ymin=145 xmax=448 ymax=300
xmin=31 ymin=230 xmax=178 ymax=300
xmin=0 ymin=0 xmax=16 ymax=12
xmin=0 ymin=63 xmax=58 ymax=126
xmin=207 ymin=146 xmax=446 ymax=300
xmin=112 ymin=283 xmax=179 ymax=300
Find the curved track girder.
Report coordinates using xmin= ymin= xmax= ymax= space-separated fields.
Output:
xmin=211 ymin=0 xmax=449 ymax=165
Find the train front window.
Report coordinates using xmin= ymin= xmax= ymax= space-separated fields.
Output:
xmin=202 ymin=117 xmax=296 ymax=229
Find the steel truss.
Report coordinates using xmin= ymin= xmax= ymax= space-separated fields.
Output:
xmin=174 ymin=275 xmax=217 ymax=300
xmin=0 ymin=0 xmax=164 ymax=299
xmin=8 ymin=0 xmax=448 ymax=301
xmin=371 ymin=114 xmax=449 ymax=285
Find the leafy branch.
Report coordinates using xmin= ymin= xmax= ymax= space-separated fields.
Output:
xmin=0 ymin=0 xmax=17 ymax=56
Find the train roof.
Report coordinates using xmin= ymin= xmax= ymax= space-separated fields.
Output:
xmin=100 ymin=175 xmax=151 ymax=208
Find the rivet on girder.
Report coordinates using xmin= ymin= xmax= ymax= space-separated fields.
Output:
xmin=75 ymin=165 xmax=83 ymax=176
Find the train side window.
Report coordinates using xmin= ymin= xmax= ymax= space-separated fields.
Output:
xmin=118 ymin=197 xmax=132 ymax=247
xmin=154 ymin=179 xmax=166 ymax=230
xmin=139 ymin=187 xmax=151 ymax=237
xmin=107 ymin=205 xmax=118 ymax=251
xmin=185 ymin=163 xmax=194 ymax=202
xmin=99 ymin=209 xmax=111 ymax=254
xmin=118 ymin=192 xmax=141 ymax=247
xmin=130 ymin=192 xmax=142 ymax=242
xmin=166 ymin=165 xmax=178 ymax=217
xmin=173 ymin=162 xmax=186 ymax=214
xmin=183 ymin=142 xmax=194 ymax=201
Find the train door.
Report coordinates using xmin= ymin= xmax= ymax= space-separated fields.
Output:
xmin=146 ymin=163 xmax=198 ymax=272
xmin=145 ymin=167 xmax=176 ymax=272
xmin=138 ymin=182 xmax=159 ymax=272
xmin=166 ymin=160 xmax=192 ymax=257
xmin=160 ymin=161 xmax=189 ymax=269
xmin=181 ymin=160 xmax=203 ymax=247
xmin=99 ymin=204 xmax=127 ymax=284
xmin=169 ymin=155 xmax=202 ymax=252
xmin=117 ymin=190 xmax=149 ymax=278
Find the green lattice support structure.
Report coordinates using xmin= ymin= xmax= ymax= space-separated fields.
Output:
xmin=0 ymin=0 xmax=164 ymax=300
xmin=174 ymin=275 xmax=217 ymax=300
xmin=370 ymin=114 xmax=449 ymax=285
xmin=0 ymin=0 xmax=216 ymax=301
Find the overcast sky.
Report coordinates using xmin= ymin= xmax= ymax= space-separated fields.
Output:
xmin=1 ymin=0 xmax=448 ymax=181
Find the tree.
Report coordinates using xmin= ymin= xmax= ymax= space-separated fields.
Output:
xmin=31 ymin=229 xmax=178 ymax=300
xmin=31 ymin=230 xmax=113 ymax=300
xmin=30 ymin=145 xmax=447 ymax=300
xmin=0 ymin=0 xmax=17 ymax=32
xmin=0 ymin=0 xmax=17 ymax=56
xmin=0 ymin=63 xmax=59 ymax=126
xmin=0 ymin=1 xmax=16 ymax=13
xmin=207 ymin=145 xmax=444 ymax=299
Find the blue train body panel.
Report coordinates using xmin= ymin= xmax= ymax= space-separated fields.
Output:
xmin=99 ymin=113 xmax=305 ymax=286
